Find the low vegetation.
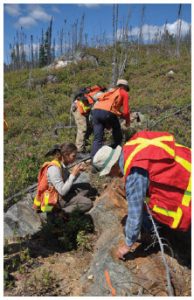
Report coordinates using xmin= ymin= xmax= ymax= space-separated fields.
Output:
xmin=4 ymin=45 xmax=191 ymax=200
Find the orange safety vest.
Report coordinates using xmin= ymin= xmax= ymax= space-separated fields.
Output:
xmin=33 ymin=160 xmax=61 ymax=212
xmin=75 ymin=99 xmax=91 ymax=115
xmin=76 ymin=85 xmax=105 ymax=115
xmin=93 ymin=88 xmax=123 ymax=116
xmin=123 ymin=131 xmax=191 ymax=231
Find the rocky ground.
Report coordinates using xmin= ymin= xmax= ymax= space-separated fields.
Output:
xmin=4 ymin=162 xmax=191 ymax=296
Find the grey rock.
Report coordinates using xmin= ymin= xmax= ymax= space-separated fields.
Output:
xmin=46 ymin=74 xmax=58 ymax=83
xmin=121 ymin=111 xmax=149 ymax=141
xmin=4 ymin=200 xmax=43 ymax=241
xmin=80 ymin=181 xmax=133 ymax=296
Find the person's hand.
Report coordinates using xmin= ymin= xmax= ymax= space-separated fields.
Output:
xmin=79 ymin=162 xmax=86 ymax=171
xmin=116 ymin=243 xmax=136 ymax=260
xmin=71 ymin=164 xmax=82 ymax=176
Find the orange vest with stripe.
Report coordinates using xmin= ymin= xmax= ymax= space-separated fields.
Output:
xmin=93 ymin=88 xmax=123 ymax=116
xmin=33 ymin=160 xmax=61 ymax=212
xmin=123 ymin=131 xmax=191 ymax=231
xmin=75 ymin=99 xmax=91 ymax=115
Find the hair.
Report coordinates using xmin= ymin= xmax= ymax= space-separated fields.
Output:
xmin=60 ymin=143 xmax=77 ymax=156
xmin=45 ymin=143 xmax=77 ymax=158
xmin=117 ymin=84 xmax=130 ymax=92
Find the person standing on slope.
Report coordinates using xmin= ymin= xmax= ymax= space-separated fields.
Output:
xmin=91 ymin=79 xmax=130 ymax=158
xmin=72 ymin=85 xmax=106 ymax=158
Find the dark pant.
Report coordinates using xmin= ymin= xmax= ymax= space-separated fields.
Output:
xmin=91 ymin=109 xmax=122 ymax=157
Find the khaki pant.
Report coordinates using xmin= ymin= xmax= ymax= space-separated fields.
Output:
xmin=72 ymin=109 xmax=92 ymax=152
xmin=59 ymin=181 xmax=93 ymax=214
xmin=60 ymin=194 xmax=93 ymax=214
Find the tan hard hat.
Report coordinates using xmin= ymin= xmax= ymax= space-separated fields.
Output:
xmin=116 ymin=79 xmax=129 ymax=87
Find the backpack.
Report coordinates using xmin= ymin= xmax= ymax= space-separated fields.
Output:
xmin=74 ymin=85 xmax=106 ymax=104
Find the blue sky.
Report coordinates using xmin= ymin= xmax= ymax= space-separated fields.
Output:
xmin=3 ymin=3 xmax=191 ymax=63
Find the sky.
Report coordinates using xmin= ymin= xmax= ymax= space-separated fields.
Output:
xmin=3 ymin=2 xmax=191 ymax=64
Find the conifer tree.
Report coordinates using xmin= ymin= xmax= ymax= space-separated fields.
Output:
xmin=39 ymin=29 xmax=46 ymax=67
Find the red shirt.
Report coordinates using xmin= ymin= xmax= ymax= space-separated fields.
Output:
xmin=119 ymin=88 xmax=130 ymax=124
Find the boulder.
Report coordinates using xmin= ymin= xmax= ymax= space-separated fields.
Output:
xmin=54 ymin=60 xmax=72 ymax=69
xmin=46 ymin=74 xmax=58 ymax=83
xmin=4 ymin=198 xmax=43 ymax=241
xmin=166 ymin=70 xmax=175 ymax=79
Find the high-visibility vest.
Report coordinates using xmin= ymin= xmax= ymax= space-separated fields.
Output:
xmin=75 ymin=99 xmax=91 ymax=115
xmin=93 ymin=88 xmax=123 ymax=116
xmin=33 ymin=160 xmax=61 ymax=212
xmin=123 ymin=131 xmax=191 ymax=231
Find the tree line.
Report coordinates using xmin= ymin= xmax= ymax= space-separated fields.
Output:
xmin=5 ymin=4 xmax=191 ymax=73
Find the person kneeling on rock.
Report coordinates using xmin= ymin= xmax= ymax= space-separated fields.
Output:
xmin=92 ymin=131 xmax=191 ymax=260
xmin=33 ymin=143 xmax=93 ymax=216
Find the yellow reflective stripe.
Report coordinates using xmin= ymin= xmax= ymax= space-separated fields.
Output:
xmin=174 ymin=145 xmax=191 ymax=207
xmin=79 ymin=102 xmax=90 ymax=113
xmin=51 ymin=160 xmax=61 ymax=168
xmin=125 ymin=135 xmax=174 ymax=146
xmin=124 ymin=136 xmax=174 ymax=175
xmin=44 ymin=192 xmax=49 ymax=205
xmin=41 ymin=205 xmax=53 ymax=212
xmin=41 ymin=191 xmax=54 ymax=212
xmin=182 ymin=176 xmax=191 ymax=207
xmin=34 ymin=197 xmax=41 ymax=206
xmin=175 ymin=143 xmax=191 ymax=150
xmin=153 ymin=205 xmax=182 ymax=229
xmin=124 ymin=143 xmax=147 ymax=175
xmin=174 ymin=155 xmax=191 ymax=173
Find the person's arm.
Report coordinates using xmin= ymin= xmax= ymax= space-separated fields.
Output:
xmin=120 ymin=89 xmax=130 ymax=126
xmin=117 ymin=159 xmax=149 ymax=259
xmin=47 ymin=165 xmax=76 ymax=197
xmin=125 ymin=167 xmax=149 ymax=246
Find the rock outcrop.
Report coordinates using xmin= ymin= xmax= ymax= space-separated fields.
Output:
xmin=80 ymin=178 xmax=135 ymax=296
xmin=80 ymin=178 xmax=191 ymax=296
xmin=4 ymin=173 xmax=191 ymax=296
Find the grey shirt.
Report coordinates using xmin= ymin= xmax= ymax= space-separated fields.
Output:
xmin=47 ymin=163 xmax=76 ymax=196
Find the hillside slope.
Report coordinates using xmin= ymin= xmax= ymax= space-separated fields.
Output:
xmin=4 ymin=46 xmax=191 ymax=199
xmin=4 ymin=45 xmax=191 ymax=296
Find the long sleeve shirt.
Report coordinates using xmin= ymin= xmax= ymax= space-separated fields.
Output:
xmin=47 ymin=163 xmax=76 ymax=197
xmin=119 ymin=88 xmax=130 ymax=124
xmin=119 ymin=151 xmax=149 ymax=246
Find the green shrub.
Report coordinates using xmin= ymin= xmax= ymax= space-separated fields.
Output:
xmin=4 ymin=45 xmax=191 ymax=201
